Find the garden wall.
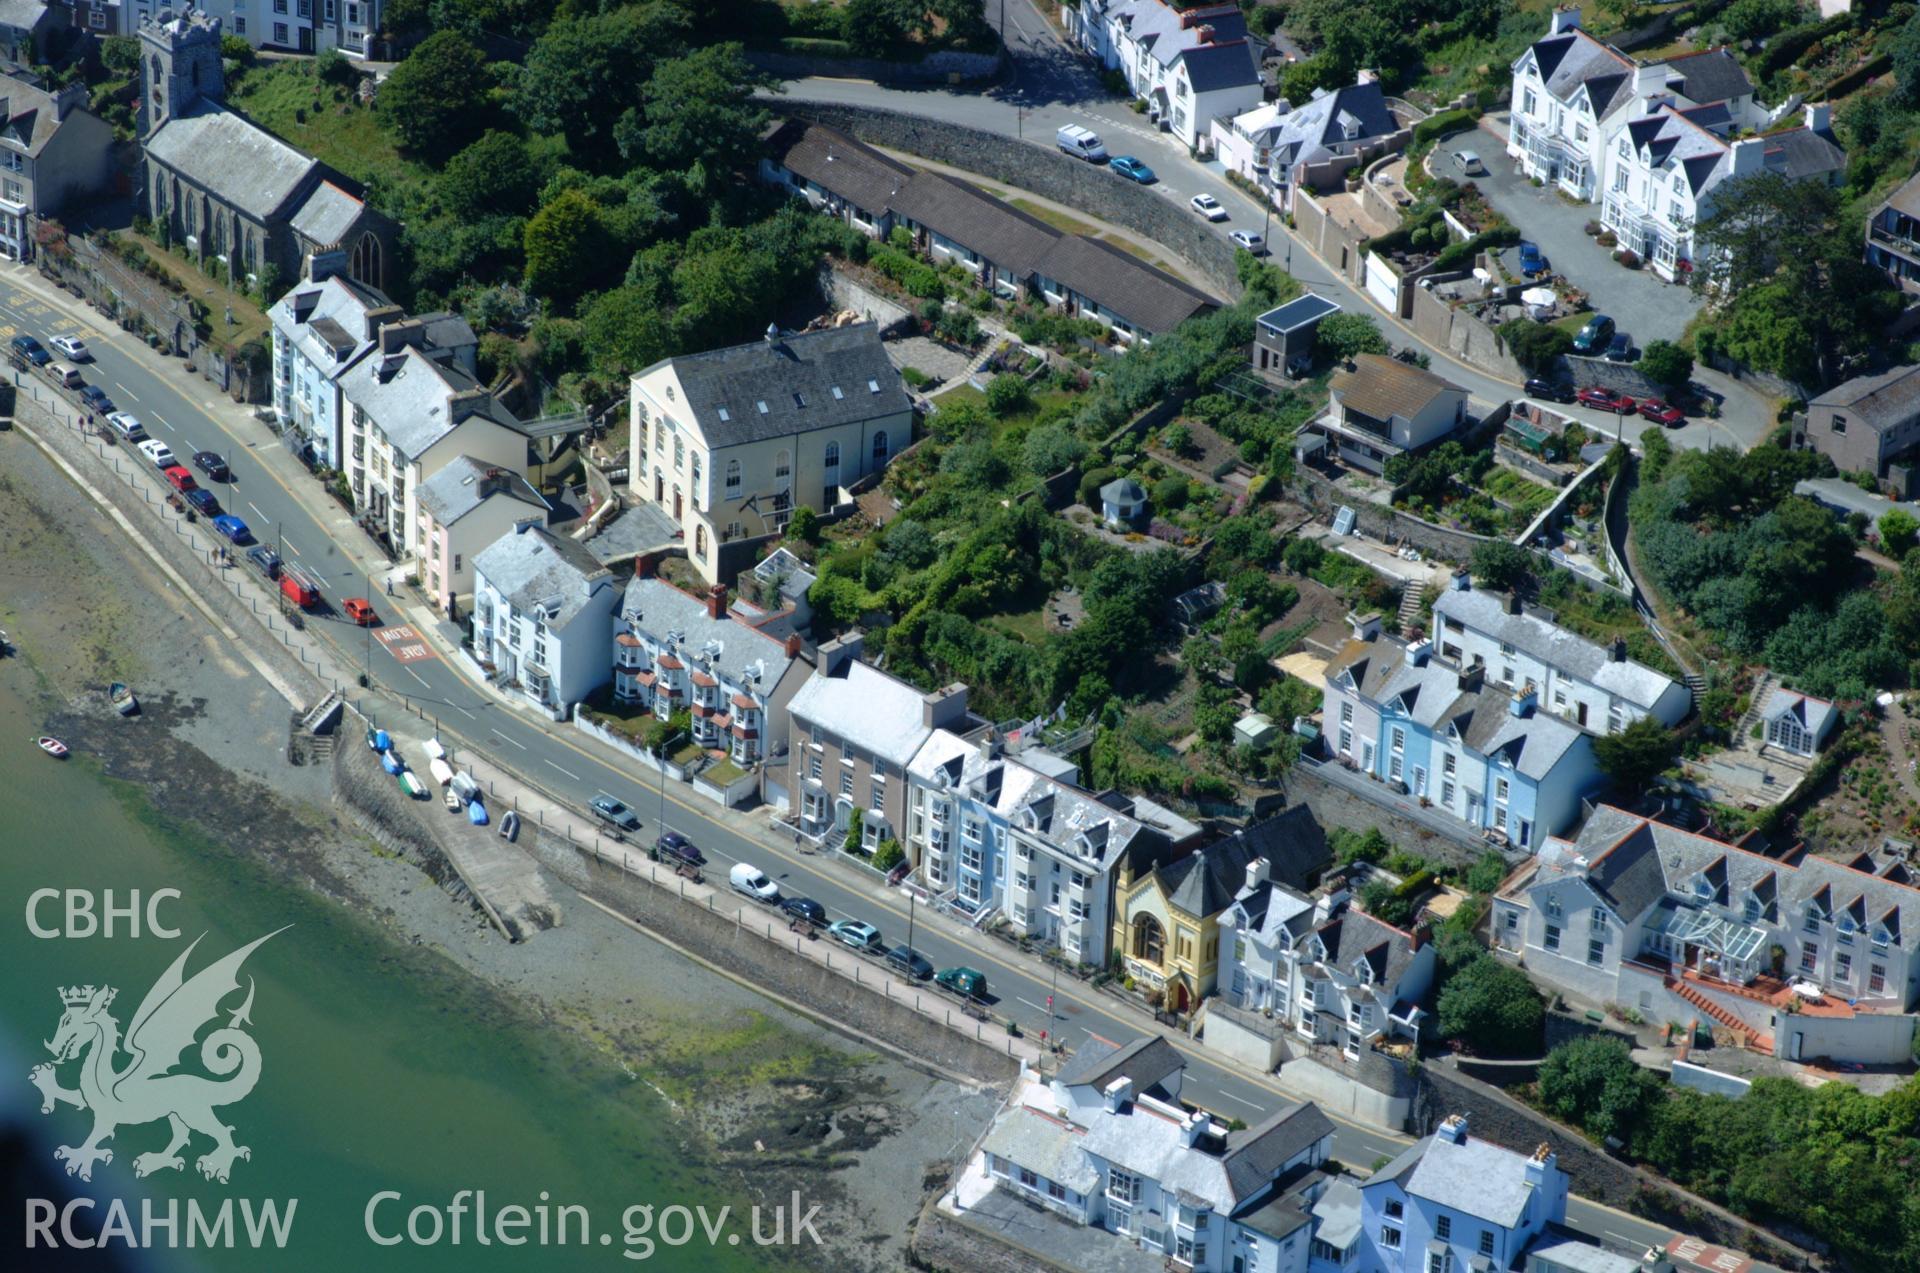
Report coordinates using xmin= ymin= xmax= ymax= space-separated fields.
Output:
xmin=1292 ymin=188 xmax=1370 ymax=288
xmin=746 ymin=45 xmax=1003 ymax=86
xmin=819 ymin=263 xmax=914 ymax=336
xmin=1566 ymin=353 xmax=1665 ymax=401
xmin=1295 ymin=465 xmax=1500 ymax=565
xmin=1409 ymin=284 xmax=1525 ymax=381
xmin=789 ymin=103 xmax=1242 ymax=297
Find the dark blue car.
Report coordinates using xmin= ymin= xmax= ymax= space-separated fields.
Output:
xmin=185 ymin=488 xmax=220 ymax=516
xmin=1109 ymin=155 xmax=1157 ymax=184
xmin=1519 ymin=241 xmax=1546 ymax=276
xmin=212 ymin=514 xmax=251 ymax=544
xmin=79 ymin=384 xmax=113 ymax=413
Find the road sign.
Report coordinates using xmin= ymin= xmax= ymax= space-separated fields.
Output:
xmin=375 ymin=624 xmax=436 ymax=665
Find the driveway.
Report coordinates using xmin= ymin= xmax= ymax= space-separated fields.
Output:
xmin=1435 ymin=121 xmax=1703 ymax=345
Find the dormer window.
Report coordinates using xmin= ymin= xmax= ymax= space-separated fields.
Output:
xmin=1743 ymin=895 xmax=1761 ymax=922
xmin=1692 ymin=878 xmax=1712 ymax=900
xmin=1804 ymin=909 xmax=1823 ymax=934
xmin=1873 ymin=927 xmax=1892 ymax=949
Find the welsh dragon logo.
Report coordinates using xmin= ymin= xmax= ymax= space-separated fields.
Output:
xmin=28 ymin=929 xmax=285 ymax=1184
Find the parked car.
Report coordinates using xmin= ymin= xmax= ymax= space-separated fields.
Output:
xmin=1524 ymin=377 xmax=1574 ymax=403
xmin=79 ymin=384 xmax=113 ymax=413
xmin=106 ymin=412 xmax=146 ymax=443
xmin=211 ymin=514 xmax=251 ymax=544
xmin=1518 ymin=241 xmax=1547 ymax=276
xmin=1108 ymin=155 xmax=1156 ymax=184
xmin=934 ymin=967 xmax=988 ymax=1000
xmin=49 ymin=362 xmax=82 ymax=389
xmin=1604 ymin=332 xmax=1635 ymax=362
xmin=827 ymin=919 xmax=884 ymax=953
xmin=341 ymin=597 xmax=377 ymax=625
xmin=590 ymin=795 xmax=641 ymax=833
xmin=780 ymin=897 xmax=828 ymax=927
xmin=50 ymin=335 xmax=90 ymax=361
xmin=1576 ymin=386 xmax=1636 ymax=414
xmin=162 ymin=465 xmax=197 ymax=494
xmin=651 ymin=830 xmax=705 ymax=867
xmin=885 ymin=946 xmax=934 ymax=981
xmin=10 ymin=334 xmax=48 ymax=366
xmin=1639 ymin=398 xmax=1686 ymax=427
xmin=1452 ymin=149 xmax=1487 ymax=175
xmin=1571 ymin=314 xmax=1616 ymax=354
xmin=1055 ymin=124 xmax=1108 ymax=162
xmin=246 ymin=545 xmax=282 ymax=578
xmin=192 ymin=450 xmax=230 ymax=481
xmin=1229 ymin=229 xmax=1268 ymax=255
xmin=185 ymin=488 xmax=220 ymax=516
xmin=728 ymin=861 xmax=779 ymax=903
xmin=136 ymin=439 xmax=175 ymax=469
xmin=1189 ymin=193 xmax=1228 ymax=222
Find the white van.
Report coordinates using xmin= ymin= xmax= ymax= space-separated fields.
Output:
xmin=1056 ymin=124 xmax=1108 ymax=163
xmin=729 ymin=862 xmax=780 ymax=903
xmin=107 ymin=412 xmax=147 ymax=443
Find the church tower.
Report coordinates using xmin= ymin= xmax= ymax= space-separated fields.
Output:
xmin=139 ymin=9 xmax=225 ymax=141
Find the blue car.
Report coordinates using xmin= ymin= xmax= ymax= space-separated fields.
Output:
xmin=80 ymin=384 xmax=113 ymax=413
xmin=1518 ymin=241 xmax=1546 ymax=276
xmin=212 ymin=514 xmax=251 ymax=544
xmin=185 ymin=488 xmax=220 ymax=516
xmin=1109 ymin=155 xmax=1157 ymax=184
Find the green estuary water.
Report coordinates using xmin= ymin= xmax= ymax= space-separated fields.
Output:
xmin=0 ymin=682 xmax=791 ymax=1272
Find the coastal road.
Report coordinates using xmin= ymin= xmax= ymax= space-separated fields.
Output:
xmin=775 ymin=6 xmax=1764 ymax=453
xmin=0 ymin=276 xmax=1678 ymax=1255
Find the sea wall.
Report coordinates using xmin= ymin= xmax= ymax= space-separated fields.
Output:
xmin=523 ymin=826 xmax=1023 ymax=1086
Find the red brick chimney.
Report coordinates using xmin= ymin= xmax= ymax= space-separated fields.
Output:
xmin=785 ymin=632 xmax=803 ymax=658
xmin=707 ymin=584 xmax=728 ymax=620
xmin=635 ymin=553 xmax=659 ymax=580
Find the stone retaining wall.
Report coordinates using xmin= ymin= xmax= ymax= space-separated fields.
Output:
xmin=1287 ymin=762 xmax=1496 ymax=870
xmin=747 ymin=45 xmax=1003 ymax=86
xmin=820 ymin=262 xmax=914 ymax=335
xmin=1410 ymin=283 xmax=1525 ymax=381
xmin=522 ymin=826 xmax=1023 ymax=1086
xmin=787 ymin=103 xmax=1241 ymax=297
xmin=1295 ymin=466 xmax=1497 ymax=566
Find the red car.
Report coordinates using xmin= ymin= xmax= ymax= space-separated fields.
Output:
xmin=342 ymin=597 xmax=379 ymax=626
xmin=162 ymin=465 xmax=197 ymax=493
xmin=1638 ymin=398 xmax=1686 ymax=427
xmin=1576 ymin=386 xmax=1636 ymax=414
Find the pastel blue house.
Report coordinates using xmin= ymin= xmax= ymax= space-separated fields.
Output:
xmin=1316 ymin=1114 xmax=1568 ymax=1273
xmin=1323 ymin=615 xmax=1603 ymax=850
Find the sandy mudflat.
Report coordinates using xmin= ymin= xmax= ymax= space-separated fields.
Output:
xmin=0 ymin=427 xmax=999 ymax=1271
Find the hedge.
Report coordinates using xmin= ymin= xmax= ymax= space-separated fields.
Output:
xmin=778 ymin=37 xmax=856 ymax=58
xmin=1411 ymin=108 xmax=1476 ymax=154
xmin=1432 ymin=224 xmax=1520 ymax=273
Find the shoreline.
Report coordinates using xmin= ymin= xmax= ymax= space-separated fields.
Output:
xmin=0 ymin=424 xmax=997 ymax=1271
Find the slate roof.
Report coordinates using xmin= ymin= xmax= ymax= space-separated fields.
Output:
xmin=1221 ymin=1102 xmax=1336 ymax=1201
xmin=1625 ymin=105 xmax=1844 ymax=199
xmin=1882 ymin=172 xmax=1920 ymax=220
xmin=0 ymin=71 xmax=82 ymax=157
xmin=473 ymin=525 xmax=614 ymax=631
xmin=289 ymin=180 xmax=367 ymax=248
xmin=1056 ymin=1034 xmax=1186 ymax=1095
xmin=1332 ymin=354 xmax=1463 ymax=422
xmin=1313 ymin=909 xmax=1418 ymax=990
xmin=1433 ymin=587 xmax=1681 ymax=713
xmin=1214 ymin=806 xmax=1330 ymax=893
xmin=980 ymin=1106 xmax=1100 ymax=1194
xmin=1761 ymin=689 xmax=1836 ymax=740
xmin=646 ymin=323 xmax=908 ymax=451
xmin=1658 ymin=47 xmax=1753 ymax=104
xmin=619 ymin=576 xmax=799 ymax=691
xmin=1402 ymin=1131 xmax=1546 ymax=1227
xmin=1034 ymin=234 xmax=1216 ymax=333
xmin=269 ymin=272 xmax=393 ymax=385
xmin=1520 ymin=28 xmax=1634 ymax=107
xmin=1009 ymin=766 xmax=1162 ymax=873
xmin=146 ymin=104 xmax=319 ymax=221
xmin=765 ymin=119 xmax=1221 ymax=334
xmin=1258 ymin=292 xmax=1342 ymax=335
xmin=1111 ymin=0 xmax=1251 ymax=73
xmin=1229 ymin=879 xmax=1317 ymax=945
xmin=416 ymin=455 xmax=548 ymax=528
xmin=1312 ymin=1179 xmax=1365 ymax=1250
xmin=1808 ymin=363 xmax=1920 ymax=430
xmin=788 ymin=654 xmax=937 ymax=767
xmin=1529 ymin=1231 xmax=1644 ymax=1273
xmin=1242 ymin=80 xmax=1398 ymax=175
xmin=0 ymin=0 xmax=49 ymax=32
xmin=1101 ymin=476 xmax=1147 ymax=505
xmin=340 ymin=345 xmax=520 ymax=460
xmin=1179 ymin=39 xmax=1259 ymax=94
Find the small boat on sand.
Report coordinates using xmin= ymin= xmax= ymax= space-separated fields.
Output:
xmin=109 ymin=682 xmax=138 ymax=716
xmin=36 ymin=736 xmax=68 ymax=758
xmin=467 ymin=800 xmax=489 ymax=827
xmin=397 ymin=770 xmax=427 ymax=799
xmin=498 ymin=809 xmax=520 ymax=842
xmin=429 ymin=757 xmax=455 ymax=787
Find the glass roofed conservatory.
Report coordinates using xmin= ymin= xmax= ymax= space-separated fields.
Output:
xmin=1646 ymin=901 xmax=1770 ymax=983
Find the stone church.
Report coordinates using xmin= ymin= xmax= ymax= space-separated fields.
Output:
xmin=139 ymin=8 xmax=391 ymax=292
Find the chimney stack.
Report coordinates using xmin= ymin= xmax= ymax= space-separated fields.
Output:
xmin=1437 ymin=1113 xmax=1469 ymax=1145
xmin=784 ymin=632 xmax=802 ymax=659
xmin=1505 ymin=591 xmax=1523 ymax=616
xmin=922 ymin=683 xmax=970 ymax=729
xmin=1611 ymin=636 xmax=1628 ymax=663
xmin=817 ymin=632 xmax=865 ymax=679
xmin=707 ymin=584 xmax=728 ymax=621
xmin=1410 ymin=921 xmax=1431 ymax=951
xmin=1549 ymin=5 xmax=1581 ymax=34
xmin=1729 ymin=136 xmax=1767 ymax=177
xmin=1458 ymin=662 xmax=1485 ymax=692
xmin=635 ymin=553 xmax=659 ymax=580
xmin=1245 ymin=856 xmax=1271 ymax=895
xmin=1103 ymin=1075 xmax=1133 ymax=1113
xmin=1525 ymin=1141 xmax=1556 ymax=1184
xmin=1180 ymin=1110 xmax=1209 ymax=1148
xmin=1348 ymin=611 xmax=1384 ymax=641
xmin=1805 ymin=101 xmax=1832 ymax=135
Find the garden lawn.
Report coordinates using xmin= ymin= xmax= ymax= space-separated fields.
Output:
xmin=227 ymin=60 xmax=435 ymax=209
xmin=117 ymin=231 xmax=270 ymax=349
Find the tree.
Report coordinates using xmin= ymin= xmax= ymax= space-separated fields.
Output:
xmin=623 ymin=44 xmax=772 ymax=184
xmin=1361 ymin=878 xmax=1416 ymax=927
xmin=1537 ymin=1037 xmax=1662 ymax=1144
xmin=219 ymin=33 xmax=254 ymax=66
xmin=101 ymin=35 xmax=139 ymax=76
xmin=516 ymin=6 xmax=689 ymax=159
xmin=1316 ymin=312 xmax=1388 ymax=362
xmin=788 ymin=506 xmax=821 ymax=544
xmin=1594 ymin=716 xmax=1679 ymax=792
xmin=1162 ymin=422 xmax=1195 ymax=455
xmin=1470 ymin=541 xmax=1536 ymax=594
xmin=1638 ymin=339 xmax=1694 ymax=391
xmin=1721 ymin=0 xmax=1799 ymax=41
xmin=1023 ymin=423 xmax=1086 ymax=477
xmin=1436 ymin=954 xmax=1543 ymax=1054
xmin=1896 ymin=7 xmax=1920 ymax=107
xmin=316 ymin=47 xmax=355 ymax=87
xmin=845 ymin=0 xmax=927 ymax=57
xmin=439 ymin=131 xmax=543 ymax=220
xmin=522 ymin=189 xmax=613 ymax=310
xmin=1881 ymin=508 xmax=1920 ymax=557
xmin=581 ymin=286 xmax=672 ymax=376
xmin=379 ymin=31 xmax=494 ymax=162
xmin=1498 ymin=319 xmax=1573 ymax=373
xmin=985 ymin=372 xmax=1031 ymax=417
